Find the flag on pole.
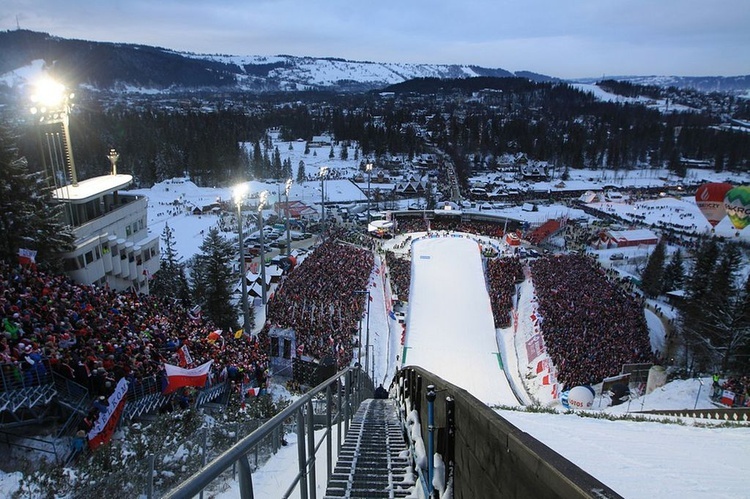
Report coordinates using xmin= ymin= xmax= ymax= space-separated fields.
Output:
xmin=162 ymin=360 xmax=213 ymax=394
xmin=234 ymin=328 xmax=244 ymax=339
xmin=18 ymin=248 xmax=37 ymax=266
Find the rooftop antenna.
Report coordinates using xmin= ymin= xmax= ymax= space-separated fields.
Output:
xmin=16 ymin=15 xmax=20 ymax=30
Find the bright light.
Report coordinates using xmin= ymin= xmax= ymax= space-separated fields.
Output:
xmin=30 ymin=76 xmax=68 ymax=109
xmin=258 ymin=190 xmax=269 ymax=210
xmin=285 ymin=178 xmax=293 ymax=194
xmin=233 ymin=183 xmax=248 ymax=205
xmin=365 ymin=163 xmax=373 ymax=172
xmin=319 ymin=166 xmax=328 ymax=177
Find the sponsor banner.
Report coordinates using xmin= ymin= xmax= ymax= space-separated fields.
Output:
xmin=525 ymin=334 xmax=545 ymax=361
xmin=88 ymin=378 xmax=129 ymax=450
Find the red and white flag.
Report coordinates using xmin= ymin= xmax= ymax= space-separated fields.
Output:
xmin=88 ymin=378 xmax=129 ymax=450
xmin=163 ymin=360 xmax=213 ymax=394
xmin=18 ymin=248 xmax=37 ymax=266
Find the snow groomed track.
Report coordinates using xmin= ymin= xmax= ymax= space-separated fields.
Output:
xmin=402 ymin=236 xmax=518 ymax=406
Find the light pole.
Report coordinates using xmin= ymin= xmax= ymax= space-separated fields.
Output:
xmin=319 ymin=166 xmax=328 ymax=237
xmin=366 ymin=162 xmax=373 ymax=223
xmin=285 ymin=178 xmax=293 ymax=255
xmin=258 ymin=190 xmax=269 ymax=306
xmin=233 ymin=184 xmax=250 ymax=330
xmin=30 ymin=76 xmax=78 ymax=186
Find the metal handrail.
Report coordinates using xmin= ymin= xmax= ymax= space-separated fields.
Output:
xmin=164 ymin=365 xmax=372 ymax=499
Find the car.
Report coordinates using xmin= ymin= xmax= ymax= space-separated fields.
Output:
xmin=269 ymin=240 xmax=288 ymax=249
xmin=609 ymin=253 xmax=625 ymax=261
xmin=291 ymin=233 xmax=306 ymax=241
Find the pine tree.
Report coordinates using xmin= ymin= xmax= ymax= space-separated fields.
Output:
xmin=149 ymin=223 xmax=190 ymax=304
xmin=661 ymin=248 xmax=685 ymax=293
xmin=191 ymin=227 xmax=238 ymax=332
xmin=640 ymin=239 xmax=666 ymax=298
xmin=272 ymin=146 xmax=282 ymax=178
xmin=328 ymin=146 xmax=335 ymax=159
xmin=296 ymin=160 xmax=306 ymax=184
xmin=0 ymin=122 xmax=74 ymax=270
xmin=340 ymin=144 xmax=348 ymax=160
xmin=697 ymin=245 xmax=748 ymax=371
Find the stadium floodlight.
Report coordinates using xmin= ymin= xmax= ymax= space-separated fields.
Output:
xmin=233 ymin=184 xmax=250 ymax=330
xmin=29 ymin=75 xmax=78 ymax=185
xmin=258 ymin=190 xmax=269 ymax=305
xmin=366 ymin=162 xmax=373 ymax=223
xmin=284 ymin=179 xmax=293 ymax=255
xmin=319 ymin=166 xmax=329 ymax=237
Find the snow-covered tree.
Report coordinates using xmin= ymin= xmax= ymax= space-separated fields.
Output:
xmin=150 ymin=223 xmax=190 ymax=304
xmin=0 ymin=122 xmax=74 ymax=271
xmin=191 ymin=227 xmax=238 ymax=332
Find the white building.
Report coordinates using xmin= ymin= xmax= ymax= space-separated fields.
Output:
xmin=52 ymin=173 xmax=160 ymax=293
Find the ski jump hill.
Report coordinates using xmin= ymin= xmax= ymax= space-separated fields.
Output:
xmin=401 ymin=235 xmax=518 ymax=406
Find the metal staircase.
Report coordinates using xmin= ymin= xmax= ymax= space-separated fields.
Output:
xmin=324 ymin=398 xmax=414 ymax=499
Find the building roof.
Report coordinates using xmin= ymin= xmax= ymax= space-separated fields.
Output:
xmin=607 ymin=229 xmax=658 ymax=241
xmin=52 ymin=174 xmax=133 ymax=204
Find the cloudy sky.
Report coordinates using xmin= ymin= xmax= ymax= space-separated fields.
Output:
xmin=3 ymin=0 xmax=749 ymax=79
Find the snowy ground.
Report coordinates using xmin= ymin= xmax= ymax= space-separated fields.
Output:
xmin=5 ymin=141 xmax=750 ymax=496
xmin=126 ymin=171 xmax=749 ymax=499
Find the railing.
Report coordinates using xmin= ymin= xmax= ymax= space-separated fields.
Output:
xmin=396 ymin=366 xmax=622 ymax=499
xmin=164 ymin=365 xmax=372 ymax=499
xmin=0 ymin=360 xmax=54 ymax=393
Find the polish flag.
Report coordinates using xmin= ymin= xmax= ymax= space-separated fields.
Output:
xmin=163 ymin=360 xmax=213 ymax=394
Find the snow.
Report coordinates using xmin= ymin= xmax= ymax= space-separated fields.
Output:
xmin=121 ymin=165 xmax=748 ymax=498
xmin=403 ymin=236 xmax=517 ymax=406
xmin=4 ymin=130 xmax=750 ymax=496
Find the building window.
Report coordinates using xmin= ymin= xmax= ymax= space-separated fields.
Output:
xmin=126 ymin=225 xmax=132 ymax=237
xmin=271 ymin=337 xmax=280 ymax=358
xmin=283 ymin=339 xmax=292 ymax=359
xmin=85 ymin=251 xmax=94 ymax=264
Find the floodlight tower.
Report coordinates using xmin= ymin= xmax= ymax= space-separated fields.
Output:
xmin=258 ymin=190 xmax=269 ymax=306
xmin=319 ymin=166 xmax=329 ymax=236
xmin=233 ymin=184 xmax=250 ymax=330
xmin=30 ymin=76 xmax=78 ymax=186
xmin=284 ymin=178 xmax=293 ymax=255
xmin=366 ymin=162 xmax=373 ymax=223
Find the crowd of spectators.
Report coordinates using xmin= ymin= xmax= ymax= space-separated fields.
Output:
xmin=486 ymin=257 xmax=524 ymax=328
xmin=394 ymin=216 xmax=507 ymax=237
xmin=717 ymin=375 xmax=750 ymax=407
xmin=0 ymin=261 xmax=267 ymax=399
xmin=529 ymin=254 xmax=653 ymax=388
xmin=384 ymin=252 xmax=411 ymax=303
xmin=264 ymin=239 xmax=374 ymax=368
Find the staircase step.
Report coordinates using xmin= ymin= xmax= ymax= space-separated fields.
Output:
xmin=323 ymin=398 xmax=414 ymax=499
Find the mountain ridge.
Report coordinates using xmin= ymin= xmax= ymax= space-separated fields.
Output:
xmin=1 ymin=29 xmax=748 ymax=95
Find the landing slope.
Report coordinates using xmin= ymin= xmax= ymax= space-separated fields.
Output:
xmin=403 ymin=236 xmax=517 ymax=406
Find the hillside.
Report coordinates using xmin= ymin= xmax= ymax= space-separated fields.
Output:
xmin=3 ymin=30 xmax=748 ymax=95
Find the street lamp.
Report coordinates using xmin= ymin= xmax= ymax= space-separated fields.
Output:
xmin=319 ymin=166 xmax=328 ymax=236
xmin=284 ymin=179 xmax=293 ymax=255
xmin=30 ymin=76 xmax=78 ymax=186
xmin=233 ymin=184 xmax=250 ymax=331
xmin=258 ymin=190 xmax=269 ymax=306
xmin=353 ymin=289 xmax=371 ymax=379
xmin=365 ymin=163 xmax=373 ymax=223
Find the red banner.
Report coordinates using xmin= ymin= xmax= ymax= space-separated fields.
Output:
xmin=88 ymin=378 xmax=129 ymax=450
